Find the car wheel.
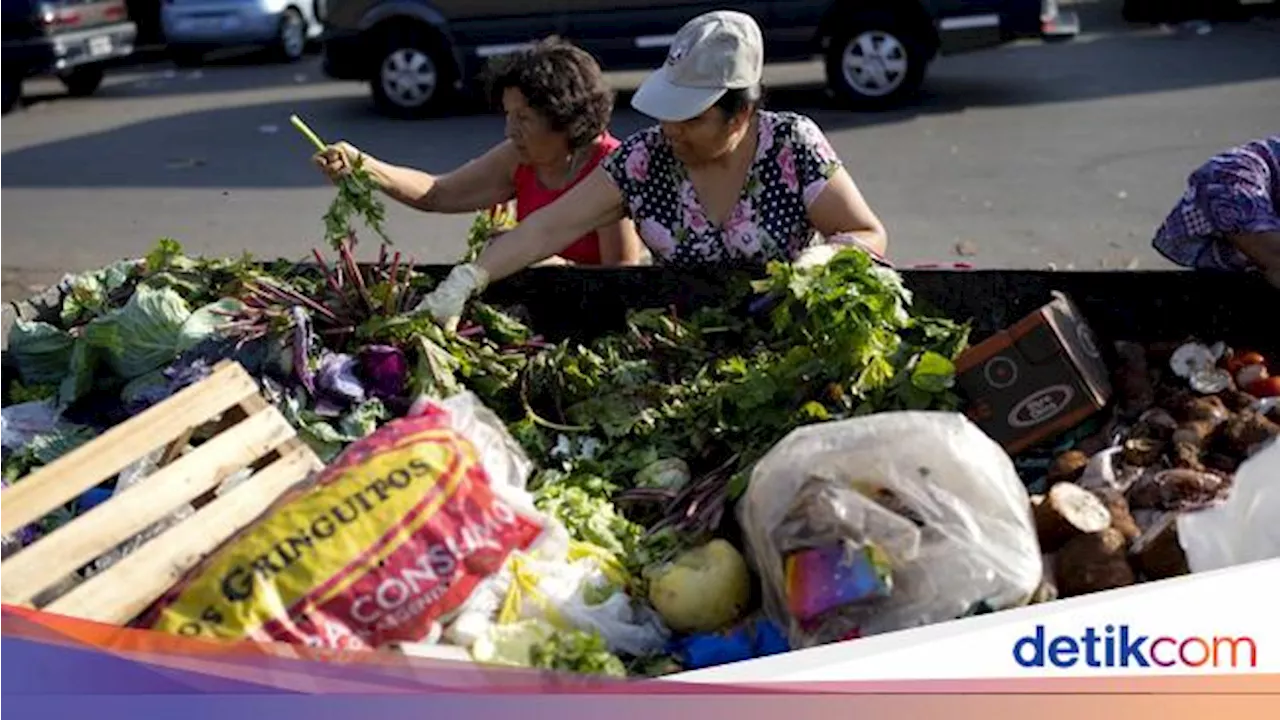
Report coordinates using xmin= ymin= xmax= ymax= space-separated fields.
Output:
xmin=59 ymin=66 xmax=105 ymax=97
xmin=2 ymin=76 xmax=20 ymax=115
xmin=824 ymin=13 xmax=930 ymax=110
xmin=370 ymin=26 xmax=455 ymax=118
xmin=274 ymin=7 xmax=308 ymax=62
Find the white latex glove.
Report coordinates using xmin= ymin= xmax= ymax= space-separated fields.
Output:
xmin=793 ymin=243 xmax=842 ymax=270
xmin=414 ymin=263 xmax=490 ymax=331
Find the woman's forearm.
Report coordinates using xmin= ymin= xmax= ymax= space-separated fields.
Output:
xmin=468 ymin=167 xmax=627 ymax=286
xmin=828 ymin=227 xmax=888 ymax=259
xmin=473 ymin=219 xmax=568 ymax=285
xmin=361 ymin=157 xmax=445 ymax=212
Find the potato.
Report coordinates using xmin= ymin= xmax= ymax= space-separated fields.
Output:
xmin=1055 ymin=529 xmax=1136 ymax=598
xmin=1047 ymin=450 xmax=1090 ymax=484
xmin=1121 ymin=438 xmax=1165 ymax=467
xmin=1218 ymin=409 xmax=1280 ymax=458
xmin=1092 ymin=487 xmax=1141 ymax=542
xmin=1129 ymin=513 xmax=1190 ymax=581
xmin=1127 ymin=468 xmax=1228 ymax=511
xmin=1130 ymin=409 xmax=1178 ymax=442
xmin=1034 ymin=482 xmax=1112 ymax=553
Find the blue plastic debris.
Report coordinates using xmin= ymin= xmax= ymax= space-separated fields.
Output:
xmin=670 ymin=618 xmax=790 ymax=670
xmin=76 ymin=487 xmax=114 ymax=513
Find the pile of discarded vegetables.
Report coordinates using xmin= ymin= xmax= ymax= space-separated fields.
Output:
xmin=6 ymin=116 xmax=1272 ymax=679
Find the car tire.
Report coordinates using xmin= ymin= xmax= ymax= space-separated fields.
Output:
xmin=2 ymin=76 xmax=20 ymax=115
xmin=59 ymin=66 xmax=105 ymax=97
xmin=369 ymin=24 xmax=456 ymax=119
xmin=824 ymin=12 xmax=930 ymax=111
xmin=273 ymin=7 xmax=308 ymax=63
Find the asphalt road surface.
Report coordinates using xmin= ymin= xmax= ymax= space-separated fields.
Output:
xmin=3 ymin=10 xmax=1279 ymax=302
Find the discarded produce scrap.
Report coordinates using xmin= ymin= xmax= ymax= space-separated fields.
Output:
xmin=3 ymin=194 xmax=1277 ymax=678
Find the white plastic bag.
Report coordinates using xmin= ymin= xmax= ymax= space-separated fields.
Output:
xmin=494 ymin=542 xmax=670 ymax=657
xmin=449 ymin=538 xmax=669 ymax=658
xmin=739 ymin=411 xmax=1042 ymax=649
xmin=1177 ymin=438 xmax=1280 ymax=573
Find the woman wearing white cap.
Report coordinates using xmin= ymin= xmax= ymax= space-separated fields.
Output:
xmin=417 ymin=10 xmax=889 ymax=329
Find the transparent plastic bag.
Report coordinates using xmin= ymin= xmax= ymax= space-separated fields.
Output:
xmin=1177 ymin=437 xmax=1280 ymax=573
xmin=739 ymin=411 xmax=1043 ymax=649
xmin=429 ymin=391 xmax=534 ymax=495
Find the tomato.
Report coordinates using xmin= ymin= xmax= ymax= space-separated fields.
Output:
xmin=1227 ymin=351 xmax=1267 ymax=374
xmin=1247 ymin=376 xmax=1280 ymax=398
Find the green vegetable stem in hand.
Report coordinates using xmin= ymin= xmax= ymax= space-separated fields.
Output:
xmin=290 ymin=114 xmax=391 ymax=249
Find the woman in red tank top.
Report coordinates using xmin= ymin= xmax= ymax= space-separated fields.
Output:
xmin=313 ymin=38 xmax=643 ymax=267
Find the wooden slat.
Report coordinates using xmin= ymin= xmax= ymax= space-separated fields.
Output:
xmin=0 ymin=362 xmax=260 ymax=534
xmin=0 ymin=405 xmax=297 ymax=605
xmin=44 ymin=445 xmax=323 ymax=624
xmin=159 ymin=427 xmax=196 ymax=467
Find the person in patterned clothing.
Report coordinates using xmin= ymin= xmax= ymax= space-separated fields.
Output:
xmin=1152 ymin=135 xmax=1280 ymax=289
xmin=414 ymin=10 xmax=889 ymax=329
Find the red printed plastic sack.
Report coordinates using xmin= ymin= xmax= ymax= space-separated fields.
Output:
xmin=136 ymin=403 xmax=550 ymax=650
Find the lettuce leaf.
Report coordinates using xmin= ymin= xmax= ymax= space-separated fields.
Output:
xmin=8 ymin=320 xmax=75 ymax=385
xmin=82 ymin=286 xmax=238 ymax=381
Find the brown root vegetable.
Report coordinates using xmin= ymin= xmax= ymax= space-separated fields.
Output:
xmin=1202 ymin=452 xmax=1242 ymax=474
xmin=1130 ymin=409 xmax=1178 ymax=442
xmin=1055 ymin=529 xmax=1136 ymax=598
xmin=1121 ymin=438 xmax=1165 ymax=467
xmin=1092 ymin=487 xmax=1141 ymax=542
xmin=1171 ymin=440 xmax=1206 ymax=471
xmin=1219 ymin=389 xmax=1258 ymax=413
xmin=1127 ymin=468 xmax=1229 ymax=511
xmin=1173 ymin=396 xmax=1230 ymax=425
xmin=1113 ymin=341 xmax=1156 ymax=418
xmin=1217 ymin=409 xmax=1280 ymax=458
xmin=1034 ymin=482 xmax=1113 ymax=553
xmin=1047 ymin=450 xmax=1090 ymax=484
xmin=1129 ymin=513 xmax=1190 ymax=580
xmin=1172 ymin=419 xmax=1223 ymax=450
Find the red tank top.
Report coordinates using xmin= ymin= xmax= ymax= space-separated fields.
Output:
xmin=512 ymin=133 xmax=621 ymax=266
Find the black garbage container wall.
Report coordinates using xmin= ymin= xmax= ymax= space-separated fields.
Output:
xmin=472 ymin=266 xmax=1280 ymax=358
xmin=5 ymin=268 xmax=1276 ymax=393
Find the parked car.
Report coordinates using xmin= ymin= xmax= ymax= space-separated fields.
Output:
xmin=160 ymin=0 xmax=323 ymax=66
xmin=2 ymin=0 xmax=138 ymax=114
xmin=316 ymin=0 xmax=1079 ymax=118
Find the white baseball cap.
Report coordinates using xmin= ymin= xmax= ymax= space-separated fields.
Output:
xmin=631 ymin=10 xmax=765 ymax=122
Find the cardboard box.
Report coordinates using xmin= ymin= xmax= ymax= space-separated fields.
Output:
xmin=954 ymin=292 xmax=1112 ymax=455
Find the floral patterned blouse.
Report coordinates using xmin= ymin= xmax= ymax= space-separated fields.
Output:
xmin=1152 ymin=135 xmax=1280 ymax=272
xmin=601 ymin=110 xmax=866 ymax=265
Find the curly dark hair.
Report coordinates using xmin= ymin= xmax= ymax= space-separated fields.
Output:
xmin=484 ymin=37 xmax=615 ymax=151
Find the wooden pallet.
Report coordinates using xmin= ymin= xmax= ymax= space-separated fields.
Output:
xmin=0 ymin=360 xmax=324 ymax=625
